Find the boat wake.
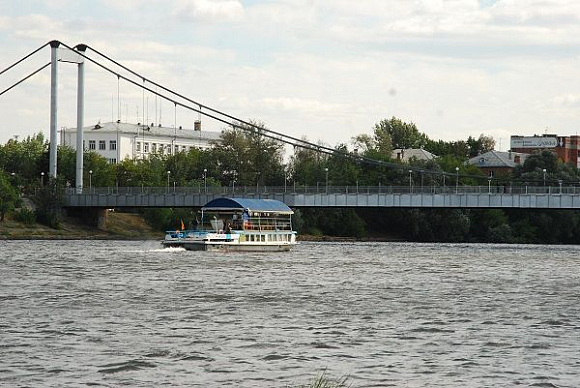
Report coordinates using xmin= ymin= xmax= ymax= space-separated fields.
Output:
xmin=155 ymin=247 xmax=186 ymax=252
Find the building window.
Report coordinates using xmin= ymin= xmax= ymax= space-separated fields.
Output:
xmin=109 ymin=158 xmax=117 ymax=164
xmin=182 ymin=145 xmax=187 ymax=152
xmin=489 ymin=171 xmax=495 ymax=178
xmin=99 ymin=140 xmax=106 ymax=150
xmin=136 ymin=142 xmax=141 ymax=152
xmin=89 ymin=140 xmax=96 ymax=150
xmin=151 ymin=143 xmax=157 ymax=153
xmin=174 ymin=145 xmax=179 ymax=153
xmin=144 ymin=142 xmax=149 ymax=153
xmin=110 ymin=140 xmax=117 ymax=151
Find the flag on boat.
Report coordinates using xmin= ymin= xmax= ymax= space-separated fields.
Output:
xmin=180 ymin=219 xmax=185 ymax=230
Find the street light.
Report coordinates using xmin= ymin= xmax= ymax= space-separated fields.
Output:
xmin=558 ymin=179 xmax=563 ymax=194
xmin=325 ymin=167 xmax=329 ymax=194
xmin=543 ymin=168 xmax=547 ymax=188
xmin=166 ymin=170 xmax=171 ymax=193
xmin=455 ymin=167 xmax=459 ymax=193
xmin=40 ymin=172 xmax=45 ymax=187
xmin=409 ymin=170 xmax=413 ymax=193
xmin=203 ymin=168 xmax=207 ymax=193
xmin=488 ymin=178 xmax=492 ymax=194
xmin=232 ymin=170 xmax=237 ymax=194
xmin=88 ymin=170 xmax=92 ymax=191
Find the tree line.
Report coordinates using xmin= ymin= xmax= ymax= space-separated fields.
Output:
xmin=2 ymin=117 xmax=580 ymax=243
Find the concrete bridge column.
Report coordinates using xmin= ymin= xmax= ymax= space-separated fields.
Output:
xmin=96 ymin=208 xmax=108 ymax=230
xmin=49 ymin=40 xmax=60 ymax=178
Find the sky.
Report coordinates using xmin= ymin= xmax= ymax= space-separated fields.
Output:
xmin=2 ymin=0 xmax=580 ymax=152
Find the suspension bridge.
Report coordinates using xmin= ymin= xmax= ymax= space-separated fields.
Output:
xmin=3 ymin=40 xmax=580 ymax=214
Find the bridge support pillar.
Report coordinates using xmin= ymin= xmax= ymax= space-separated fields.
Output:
xmin=49 ymin=40 xmax=60 ymax=179
xmin=75 ymin=44 xmax=87 ymax=194
xmin=96 ymin=208 xmax=108 ymax=230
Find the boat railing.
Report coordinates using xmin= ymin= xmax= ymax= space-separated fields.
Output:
xmin=242 ymin=217 xmax=292 ymax=231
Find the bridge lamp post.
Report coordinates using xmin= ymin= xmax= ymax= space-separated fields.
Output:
xmin=232 ymin=170 xmax=237 ymax=194
xmin=325 ymin=168 xmax=329 ymax=194
xmin=558 ymin=179 xmax=563 ymax=194
xmin=455 ymin=167 xmax=459 ymax=194
xmin=408 ymin=170 xmax=412 ymax=193
xmin=88 ymin=170 xmax=92 ymax=192
xmin=488 ymin=178 xmax=492 ymax=194
xmin=543 ymin=168 xmax=547 ymax=188
xmin=203 ymin=168 xmax=207 ymax=193
xmin=40 ymin=172 xmax=45 ymax=187
xmin=166 ymin=170 xmax=170 ymax=193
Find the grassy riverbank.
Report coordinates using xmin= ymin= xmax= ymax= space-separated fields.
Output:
xmin=1 ymin=211 xmax=401 ymax=242
xmin=0 ymin=212 xmax=161 ymax=240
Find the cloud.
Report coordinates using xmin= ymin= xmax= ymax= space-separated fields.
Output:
xmin=173 ymin=0 xmax=244 ymax=22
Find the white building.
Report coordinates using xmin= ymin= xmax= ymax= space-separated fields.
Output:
xmin=60 ymin=121 xmax=222 ymax=163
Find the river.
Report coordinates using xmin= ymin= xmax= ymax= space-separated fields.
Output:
xmin=1 ymin=240 xmax=578 ymax=387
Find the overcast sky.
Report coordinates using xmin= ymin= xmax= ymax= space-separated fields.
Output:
xmin=2 ymin=0 xmax=580 ymax=151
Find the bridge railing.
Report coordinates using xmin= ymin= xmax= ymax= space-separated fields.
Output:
xmin=66 ymin=185 xmax=580 ymax=196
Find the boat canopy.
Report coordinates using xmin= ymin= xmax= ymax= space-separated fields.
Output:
xmin=202 ymin=197 xmax=293 ymax=215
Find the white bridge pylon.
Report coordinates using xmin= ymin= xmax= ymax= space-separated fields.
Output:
xmin=48 ymin=40 xmax=87 ymax=193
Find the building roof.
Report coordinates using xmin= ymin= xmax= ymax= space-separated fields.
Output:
xmin=202 ymin=198 xmax=293 ymax=214
xmin=68 ymin=121 xmax=222 ymax=141
xmin=392 ymin=148 xmax=436 ymax=162
xmin=468 ymin=150 xmax=528 ymax=168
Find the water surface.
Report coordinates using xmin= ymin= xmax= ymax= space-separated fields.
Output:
xmin=1 ymin=241 xmax=578 ymax=387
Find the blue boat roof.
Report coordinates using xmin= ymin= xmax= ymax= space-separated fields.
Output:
xmin=202 ymin=197 xmax=293 ymax=214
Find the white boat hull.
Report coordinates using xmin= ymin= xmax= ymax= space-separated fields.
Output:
xmin=162 ymin=231 xmax=297 ymax=252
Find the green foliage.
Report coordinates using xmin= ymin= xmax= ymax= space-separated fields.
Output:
xmin=211 ymin=120 xmax=285 ymax=186
xmin=34 ymin=177 xmax=64 ymax=229
xmin=487 ymin=224 xmax=516 ymax=243
xmin=0 ymin=171 xmax=20 ymax=222
xmin=0 ymin=133 xmax=47 ymax=187
xmin=288 ymin=139 xmax=328 ymax=186
xmin=375 ymin=117 xmax=427 ymax=150
xmin=297 ymin=208 xmax=366 ymax=238
xmin=13 ymin=208 xmax=36 ymax=226
xmin=140 ymin=208 xmax=199 ymax=232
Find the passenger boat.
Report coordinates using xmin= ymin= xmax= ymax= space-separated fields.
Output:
xmin=162 ymin=197 xmax=297 ymax=251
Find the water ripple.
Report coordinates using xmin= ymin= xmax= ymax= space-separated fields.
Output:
xmin=1 ymin=240 xmax=580 ymax=387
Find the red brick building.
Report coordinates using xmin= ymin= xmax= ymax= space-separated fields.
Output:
xmin=510 ymin=134 xmax=580 ymax=167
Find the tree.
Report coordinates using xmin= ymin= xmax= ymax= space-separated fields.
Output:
xmin=210 ymin=121 xmax=285 ymax=187
xmin=467 ymin=134 xmax=496 ymax=157
xmin=0 ymin=172 xmax=20 ymax=222
xmin=375 ymin=117 xmax=428 ymax=150
xmin=288 ymin=139 xmax=328 ymax=186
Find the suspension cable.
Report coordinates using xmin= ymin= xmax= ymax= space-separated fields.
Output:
xmin=59 ymin=41 xmax=493 ymax=181
xmin=0 ymin=42 xmax=49 ymax=77
xmin=0 ymin=62 xmax=50 ymax=98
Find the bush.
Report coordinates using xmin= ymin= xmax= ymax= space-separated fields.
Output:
xmin=14 ymin=208 xmax=36 ymax=226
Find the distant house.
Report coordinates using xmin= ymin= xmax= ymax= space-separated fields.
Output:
xmin=392 ymin=148 xmax=436 ymax=162
xmin=468 ymin=150 xmax=528 ymax=178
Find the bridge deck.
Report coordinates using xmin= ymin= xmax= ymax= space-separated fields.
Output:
xmin=63 ymin=186 xmax=580 ymax=209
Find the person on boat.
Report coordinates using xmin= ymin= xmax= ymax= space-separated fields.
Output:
xmin=224 ymin=222 xmax=232 ymax=234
